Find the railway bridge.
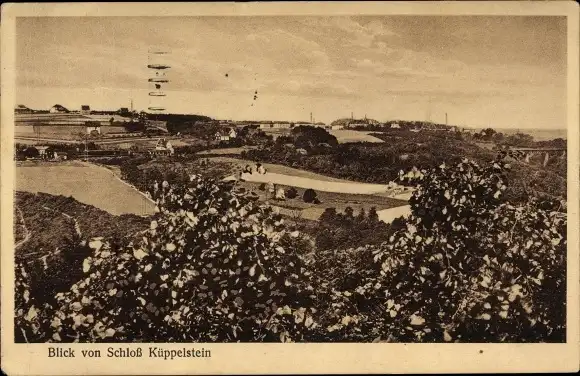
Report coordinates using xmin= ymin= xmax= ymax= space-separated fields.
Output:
xmin=508 ymin=147 xmax=566 ymax=166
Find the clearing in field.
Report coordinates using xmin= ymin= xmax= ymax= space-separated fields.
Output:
xmin=208 ymin=156 xmax=364 ymax=183
xmin=235 ymin=180 xmax=409 ymax=222
xmin=328 ymin=129 xmax=384 ymax=143
xmin=16 ymin=161 xmax=156 ymax=216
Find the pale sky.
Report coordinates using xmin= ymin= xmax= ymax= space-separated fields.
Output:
xmin=16 ymin=16 xmax=566 ymax=129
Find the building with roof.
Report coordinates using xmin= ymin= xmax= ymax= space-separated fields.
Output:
xmin=49 ymin=104 xmax=69 ymax=114
xmin=15 ymin=104 xmax=33 ymax=114
xmin=81 ymin=105 xmax=91 ymax=115
xmin=150 ymin=138 xmax=174 ymax=156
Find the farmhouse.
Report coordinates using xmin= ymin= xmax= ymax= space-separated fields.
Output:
xmin=215 ymin=128 xmax=237 ymax=141
xmin=85 ymin=122 xmax=101 ymax=135
xmin=49 ymin=104 xmax=69 ymax=114
xmin=15 ymin=104 xmax=33 ymax=114
xmin=53 ymin=151 xmax=68 ymax=161
xmin=35 ymin=146 xmax=50 ymax=158
xmin=149 ymin=138 xmax=174 ymax=156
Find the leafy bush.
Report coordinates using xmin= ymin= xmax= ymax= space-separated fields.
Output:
xmin=303 ymin=189 xmax=318 ymax=204
xmin=15 ymin=176 xmax=318 ymax=343
xmin=286 ymin=187 xmax=298 ymax=199
xmin=313 ymin=158 xmax=566 ymax=342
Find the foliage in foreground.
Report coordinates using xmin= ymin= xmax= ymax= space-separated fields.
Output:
xmin=15 ymin=176 xmax=318 ymax=343
xmin=15 ymin=158 xmax=566 ymax=343
xmin=310 ymin=158 xmax=566 ymax=342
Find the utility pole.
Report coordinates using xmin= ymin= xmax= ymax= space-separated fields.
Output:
xmin=445 ymin=112 xmax=448 ymax=125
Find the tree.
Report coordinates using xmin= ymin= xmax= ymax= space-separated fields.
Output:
xmin=356 ymin=208 xmax=366 ymax=223
xmin=124 ymin=121 xmax=146 ymax=133
xmin=367 ymin=207 xmax=379 ymax=224
xmin=319 ymin=208 xmax=337 ymax=223
xmin=303 ymin=189 xmax=318 ymax=203
xmin=15 ymin=176 xmax=319 ymax=343
xmin=286 ymin=187 xmax=298 ymax=199
xmin=481 ymin=128 xmax=497 ymax=141
xmin=23 ymin=147 xmax=39 ymax=159
xmin=344 ymin=207 xmax=354 ymax=220
xmin=322 ymin=158 xmax=566 ymax=343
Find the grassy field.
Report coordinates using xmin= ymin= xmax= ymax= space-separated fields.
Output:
xmin=197 ymin=146 xmax=257 ymax=155
xmin=328 ymin=129 xmax=384 ymax=143
xmin=260 ymin=128 xmax=384 ymax=144
xmin=235 ymin=180 xmax=408 ymax=221
xmin=16 ymin=161 xmax=156 ymax=216
xmin=208 ymin=156 xmax=362 ymax=183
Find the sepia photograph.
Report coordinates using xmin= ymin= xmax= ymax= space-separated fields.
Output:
xmin=1 ymin=1 xmax=579 ymax=374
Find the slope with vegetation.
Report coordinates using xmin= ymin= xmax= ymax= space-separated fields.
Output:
xmin=15 ymin=155 xmax=566 ymax=343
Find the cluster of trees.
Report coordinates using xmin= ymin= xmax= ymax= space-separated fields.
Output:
xmin=473 ymin=128 xmax=566 ymax=150
xmin=350 ymin=120 xmax=451 ymax=132
xmin=119 ymin=157 xmax=235 ymax=194
xmin=155 ymin=114 xmax=213 ymax=135
xmin=123 ymin=121 xmax=146 ymax=133
xmin=14 ymin=142 xmax=104 ymax=161
xmin=15 ymin=157 xmax=566 ymax=343
xmin=474 ymin=128 xmax=536 ymax=147
xmin=244 ymin=129 xmax=567 ymax=206
xmin=244 ymin=131 xmax=497 ymax=184
xmin=313 ymin=207 xmax=402 ymax=251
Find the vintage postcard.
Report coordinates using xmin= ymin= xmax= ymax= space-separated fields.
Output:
xmin=1 ymin=1 xmax=579 ymax=374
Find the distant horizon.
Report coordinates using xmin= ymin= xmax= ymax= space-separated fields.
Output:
xmin=16 ymin=16 xmax=566 ymax=130
xmin=15 ymin=102 xmax=567 ymax=132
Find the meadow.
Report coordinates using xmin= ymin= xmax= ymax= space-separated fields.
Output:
xmin=16 ymin=161 xmax=156 ymax=216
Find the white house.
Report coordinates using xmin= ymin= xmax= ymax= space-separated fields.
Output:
xmin=215 ymin=128 xmax=237 ymax=141
xmin=36 ymin=146 xmax=50 ymax=158
xmin=150 ymin=138 xmax=174 ymax=156
xmin=390 ymin=123 xmax=401 ymax=129
xmin=86 ymin=124 xmax=101 ymax=135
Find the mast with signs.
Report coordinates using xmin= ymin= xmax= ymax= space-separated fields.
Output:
xmin=147 ymin=48 xmax=171 ymax=119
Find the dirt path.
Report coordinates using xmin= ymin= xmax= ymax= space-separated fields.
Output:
xmin=14 ymin=207 xmax=31 ymax=249
xmin=43 ymin=206 xmax=82 ymax=236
